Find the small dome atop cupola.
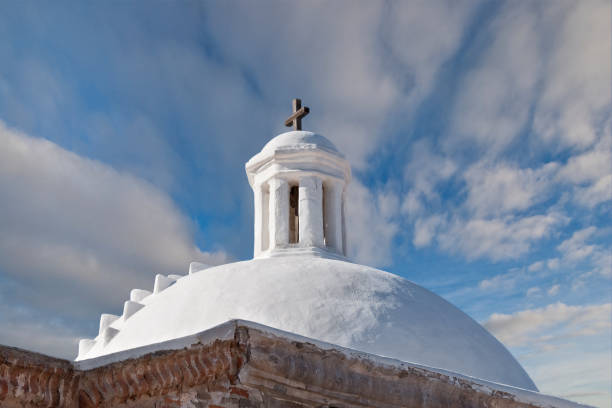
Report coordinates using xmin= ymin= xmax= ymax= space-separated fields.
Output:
xmin=259 ymin=130 xmax=341 ymax=156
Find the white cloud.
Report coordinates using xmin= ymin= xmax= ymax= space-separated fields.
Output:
xmin=0 ymin=121 xmax=227 ymax=319
xmin=402 ymin=141 xmax=457 ymax=233
xmin=479 ymin=257 xmax=566 ymax=296
xmin=438 ymin=212 xmax=566 ymax=261
xmin=526 ymin=287 xmax=541 ymax=297
xmin=447 ymin=0 xmax=610 ymax=155
xmin=448 ymin=2 xmax=541 ymax=154
xmin=479 ymin=270 xmax=518 ymax=291
xmin=526 ymin=350 xmax=612 ymax=408
xmin=592 ymin=250 xmax=612 ymax=278
xmin=404 ymin=141 xmax=457 ymax=207
xmin=463 ymin=162 xmax=558 ymax=217
xmin=475 ymin=225 xmax=608 ymax=297
xmin=484 ymin=302 xmax=612 ymax=407
xmin=557 ymin=227 xmax=597 ymax=262
xmin=377 ymin=190 xmax=401 ymax=220
xmin=203 ymin=1 xmax=478 ymax=169
xmin=534 ymin=0 xmax=611 ymax=151
xmin=571 ymin=279 xmax=586 ymax=292
xmin=382 ymin=0 xmax=479 ymax=111
xmin=419 ymin=0 xmax=609 ymax=265
xmin=401 ymin=190 xmax=424 ymax=218
xmin=557 ymin=146 xmax=611 ymax=185
xmin=574 ymin=174 xmax=612 ymax=208
xmin=528 ymin=261 xmax=544 ymax=272
xmin=413 ymin=215 xmax=444 ymax=248
xmin=484 ymin=302 xmax=611 ymax=348
xmin=0 ymin=302 xmax=80 ymax=359
xmin=556 ymin=133 xmax=612 ymax=208
xmin=547 ymin=284 xmax=560 ymax=296
xmin=345 ymin=181 xmax=399 ymax=267
xmin=547 ymin=258 xmax=560 ymax=270
xmin=551 ymin=199 xmax=610 ymax=282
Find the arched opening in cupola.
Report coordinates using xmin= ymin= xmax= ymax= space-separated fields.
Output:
xmin=289 ymin=185 xmax=299 ymax=243
xmin=322 ymin=183 xmax=328 ymax=247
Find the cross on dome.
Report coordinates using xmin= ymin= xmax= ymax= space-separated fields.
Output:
xmin=284 ymin=98 xmax=310 ymax=130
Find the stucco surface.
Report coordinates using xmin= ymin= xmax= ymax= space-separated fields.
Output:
xmin=260 ymin=130 xmax=341 ymax=156
xmin=77 ymin=257 xmax=537 ymax=391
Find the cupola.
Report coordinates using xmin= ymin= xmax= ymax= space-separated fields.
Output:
xmin=245 ymin=99 xmax=351 ymax=258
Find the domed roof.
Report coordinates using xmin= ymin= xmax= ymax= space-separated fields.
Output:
xmin=260 ymin=130 xmax=341 ymax=156
xmin=77 ymin=256 xmax=537 ymax=391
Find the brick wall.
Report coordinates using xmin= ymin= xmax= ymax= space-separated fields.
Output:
xmin=0 ymin=325 xmax=567 ymax=407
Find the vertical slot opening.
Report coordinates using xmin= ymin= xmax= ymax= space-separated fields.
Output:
xmin=322 ymin=183 xmax=328 ymax=246
xmin=262 ymin=186 xmax=270 ymax=251
xmin=289 ymin=185 xmax=299 ymax=243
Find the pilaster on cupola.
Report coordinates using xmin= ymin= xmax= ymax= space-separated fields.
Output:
xmin=269 ymin=178 xmax=289 ymax=248
xmin=299 ymin=176 xmax=324 ymax=247
xmin=245 ymin=99 xmax=351 ymax=259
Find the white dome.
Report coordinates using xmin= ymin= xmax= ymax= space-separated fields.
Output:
xmin=261 ymin=130 xmax=341 ymax=156
xmin=77 ymin=256 xmax=537 ymax=391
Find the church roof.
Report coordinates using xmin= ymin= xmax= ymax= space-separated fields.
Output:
xmin=76 ymin=107 xmax=538 ymax=394
xmin=76 ymin=256 xmax=537 ymax=391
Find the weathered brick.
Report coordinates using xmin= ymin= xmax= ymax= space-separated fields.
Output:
xmin=0 ymin=325 xmax=577 ymax=408
xmin=230 ymin=386 xmax=249 ymax=398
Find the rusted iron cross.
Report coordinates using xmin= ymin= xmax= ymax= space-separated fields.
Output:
xmin=284 ymin=98 xmax=310 ymax=131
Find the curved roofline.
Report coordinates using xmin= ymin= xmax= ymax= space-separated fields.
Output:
xmin=262 ymin=130 xmax=342 ymax=156
xmin=75 ymin=257 xmax=536 ymax=391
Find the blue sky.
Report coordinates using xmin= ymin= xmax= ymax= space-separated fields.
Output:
xmin=0 ymin=1 xmax=610 ymax=406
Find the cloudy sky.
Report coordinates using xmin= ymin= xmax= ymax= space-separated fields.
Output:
xmin=0 ymin=1 xmax=610 ymax=406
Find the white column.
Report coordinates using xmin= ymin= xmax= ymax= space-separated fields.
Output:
xmin=341 ymin=189 xmax=348 ymax=256
xmin=299 ymin=176 xmax=324 ymax=247
xmin=324 ymin=180 xmax=344 ymax=254
xmin=261 ymin=187 xmax=269 ymax=252
xmin=253 ymin=183 xmax=262 ymax=256
xmin=269 ymin=178 xmax=289 ymax=248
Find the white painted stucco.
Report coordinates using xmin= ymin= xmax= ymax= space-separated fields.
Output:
xmin=245 ymin=131 xmax=351 ymax=258
xmin=76 ymin=256 xmax=537 ymax=391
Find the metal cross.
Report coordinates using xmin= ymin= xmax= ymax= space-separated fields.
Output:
xmin=284 ymin=98 xmax=310 ymax=131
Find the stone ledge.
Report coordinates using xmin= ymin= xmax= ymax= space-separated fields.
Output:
xmin=0 ymin=322 xmax=589 ymax=408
